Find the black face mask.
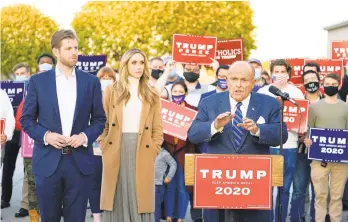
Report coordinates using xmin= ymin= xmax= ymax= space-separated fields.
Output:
xmin=304 ymin=82 xmax=320 ymax=93
xmin=324 ymin=86 xmax=339 ymax=96
xmin=151 ymin=69 xmax=163 ymax=80
xmin=183 ymin=72 xmax=199 ymax=83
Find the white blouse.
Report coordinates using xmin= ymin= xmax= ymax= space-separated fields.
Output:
xmin=122 ymin=76 xmax=143 ymax=133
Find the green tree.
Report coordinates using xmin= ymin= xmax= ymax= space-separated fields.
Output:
xmin=72 ymin=1 xmax=255 ymax=67
xmin=1 ymin=4 xmax=59 ymax=77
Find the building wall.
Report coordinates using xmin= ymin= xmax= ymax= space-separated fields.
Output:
xmin=327 ymin=26 xmax=348 ymax=57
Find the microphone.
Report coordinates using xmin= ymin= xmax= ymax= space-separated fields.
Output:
xmin=268 ymin=85 xmax=298 ymax=105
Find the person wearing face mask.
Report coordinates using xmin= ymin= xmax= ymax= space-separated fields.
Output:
xmin=289 ymin=70 xmax=323 ymax=222
xmin=149 ymin=56 xmax=175 ymax=100
xmin=248 ymin=58 xmax=267 ymax=91
xmin=258 ymin=59 xmax=304 ymax=222
xmin=303 ymin=74 xmax=348 ymax=222
xmin=97 ymin=66 xmax=116 ymax=92
xmin=37 ymin=53 xmax=56 ymax=73
xmin=174 ymin=63 xmax=213 ymax=108
xmin=13 ymin=62 xmax=31 ymax=91
xmin=199 ymin=65 xmax=230 ymax=104
xmin=150 ymin=57 xmax=165 ymax=82
xmin=162 ymin=81 xmax=198 ymax=222
xmin=1 ymin=63 xmax=31 ymax=218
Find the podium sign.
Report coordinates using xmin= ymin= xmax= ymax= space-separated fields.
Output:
xmin=194 ymin=155 xmax=272 ymax=210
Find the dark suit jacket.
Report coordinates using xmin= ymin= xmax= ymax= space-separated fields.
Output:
xmin=188 ymin=91 xmax=288 ymax=222
xmin=188 ymin=91 xmax=288 ymax=155
xmin=20 ymin=69 xmax=106 ymax=177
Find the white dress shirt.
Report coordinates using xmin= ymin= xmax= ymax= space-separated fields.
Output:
xmin=258 ymin=84 xmax=304 ymax=148
xmin=0 ymin=89 xmax=15 ymax=141
xmin=44 ymin=67 xmax=87 ymax=146
xmin=56 ymin=67 xmax=77 ymax=137
xmin=211 ymin=93 xmax=260 ymax=137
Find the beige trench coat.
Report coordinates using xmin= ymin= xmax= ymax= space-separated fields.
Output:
xmin=98 ymin=84 xmax=163 ymax=213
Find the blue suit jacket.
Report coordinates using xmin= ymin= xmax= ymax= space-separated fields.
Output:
xmin=197 ymin=89 xmax=216 ymax=153
xmin=188 ymin=91 xmax=288 ymax=154
xmin=198 ymin=89 xmax=216 ymax=107
xmin=20 ymin=69 xmax=106 ymax=177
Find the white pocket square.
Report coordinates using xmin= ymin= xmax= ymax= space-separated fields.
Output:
xmin=256 ymin=116 xmax=266 ymax=124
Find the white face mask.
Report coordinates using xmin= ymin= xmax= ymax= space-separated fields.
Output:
xmin=15 ymin=75 xmax=29 ymax=81
xmin=39 ymin=63 xmax=53 ymax=72
xmin=100 ymin=79 xmax=113 ymax=91
xmin=272 ymin=73 xmax=289 ymax=85
xmin=254 ymin=68 xmax=262 ymax=81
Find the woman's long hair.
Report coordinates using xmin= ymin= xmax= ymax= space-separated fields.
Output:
xmin=116 ymin=48 xmax=158 ymax=105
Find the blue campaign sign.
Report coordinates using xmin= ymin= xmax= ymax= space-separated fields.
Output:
xmin=76 ymin=55 xmax=107 ymax=75
xmin=308 ymin=128 xmax=348 ymax=162
xmin=0 ymin=81 xmax=25 ymax=108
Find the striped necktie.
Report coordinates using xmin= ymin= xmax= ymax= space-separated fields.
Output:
xmin=232 ymin=102 xmax=243 ymax=147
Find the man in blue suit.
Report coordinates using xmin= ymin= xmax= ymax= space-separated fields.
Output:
xmin=20 ymin=29 xmax=106 ymax=222
xmin=188 ymin=61 xmax=288 ymax=222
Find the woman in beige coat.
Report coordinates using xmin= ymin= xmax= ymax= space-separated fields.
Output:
xmin=98 ymin=48 xmax=163 ymax=222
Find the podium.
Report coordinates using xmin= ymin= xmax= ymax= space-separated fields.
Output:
xmin=185 ymin=154 xmax=284 ymax=210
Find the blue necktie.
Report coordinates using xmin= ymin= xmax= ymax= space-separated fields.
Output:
xmin=232 ymin=102 xmax=243 ymax=147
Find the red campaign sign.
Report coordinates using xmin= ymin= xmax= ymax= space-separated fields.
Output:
xmin=194 ymin=155 xmax=272 ymax=210
xmin=172 ymin=34 xmax=217 ymax=65
xmin=277 ymin=98 xmax=309 ymax=133
xmin=215 ymin=39 xmax=244 ymax=65
xmin=161 ymin=99 xmax=197 ymax=141
xmin=331 ymin=41 xmax=348 ymax=59
xmin=286 ymin=58 xmax=305 ymax=85
xmin=0 ymin=118 xmax=5 ymax=135
xmin=344 ymin=59 xmax=348 ymax=67
xmin=21 ymin=131 xmax=34 ymax=158
xmin=304 ymin=59 xmax=343 ymax=85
